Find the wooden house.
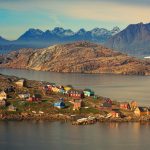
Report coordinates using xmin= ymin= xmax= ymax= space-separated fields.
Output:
xmin=54 ymin=100 xmax=65 ymax=109
xmin=134 ymin=107 xmax=149 ymax=117
xmin=51 ymin=86 xmax=60 ymax=93
xmin=64 ymin=86 xmax=72 ymax=93
xmin=8 ymin=105 xmax=16 ymax=112
xmin=18 ymin=93 xmax=30 ymax=99
xmin=120 ymin=102 xmax=130 ymax=110
xmin=0 ymin=91 xmax=7 ymax=101
xmin=109 ymin=111 xmax=119 ymax=118
xmin=71 ymin=99 xmax=84 ymax=110
xmin=100 ymin=101 xmax=112 ymax=110
xmin=15 ymin=79 xmax=26 ymax=88
xmin=0 ymin=100 xmax=6 ymax=107
xmin=83 ymin=89 xmax=95 ymax=97
xmin=68 ymin=90 xmax=84 ymax=99
xmin=27 ymin=94 xmax=41 ymax=102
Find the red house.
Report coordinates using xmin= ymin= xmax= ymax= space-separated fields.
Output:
xmin=27 ymin=94 xmax=42 ymax=102
xmin=120 ymin=102 xmax=130 ymax=110
xmin=68 ymin=90 xmax=84 ymax=99
xmin=71 ymin=99 xmax=84 ymax=110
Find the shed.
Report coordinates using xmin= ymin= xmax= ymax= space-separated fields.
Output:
xmin=120 ymin=102 xmax=130 ymax=110
xmin=54 ymin=101 xmax=65 ymax=109
xmin=72 ymin=99 xmax=84 ymax=110
xmin=0 ymin=91 xmax=7 ymax=101
xmin=83 ymin=89 xmax=95 ymax=97
xmin=134 ymin=107 xmax=149 ymax=117
xmin=8 ymin=105 xmax=16 ymax=112
xmin=68 ymin=90 xmax=84 ymax=99
xmin=15 ymin=79 xmax=26 ymax=88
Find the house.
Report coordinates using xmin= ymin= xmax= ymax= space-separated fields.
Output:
xmin=100 ymin=102 xmax=112 ymax=110
xmin=64 ymin=86 xmax=72 ymax=93
xmin=18 ymin=93 xmax=30 ymax=99
xmin=83 ymin=89 xmax=95 ymax=97
xmin=71 ymin=99 xmax=84 ymax=110
xmin=54 ymin=99 xmax=65 ymax=109
xmin=120 ymin=102 xmax=130 ymax=110
xmin=59 ymin=88 xmax=66 ymax=94
xmin=0 ymin=100 xmax=6 ymax=107
xmin=8 ymin=105 xmax=16 ymax=111
xmin=5 ymin=86 xmax=15 ymax=93
xmin=130 ymin=101 xmax=138 ymax=110
xmin=51 ymin=86 xmax=60 ymax=93
xmin=134 ymin=107 xmax=149 ymax=117
xmin=15 ymin=79 xmax=26 ymax=88
xmin=0 ymin=91 xmax=7 ymax=101
xmin=109 ymin=111 xmax=119 ymax=118
xmin=68 ymin=90 xmax=84 ymax=99
xmin=27 ymin=94 xmax=41 ymax=102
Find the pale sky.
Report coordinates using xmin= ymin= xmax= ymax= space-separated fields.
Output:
xmin=0 ymin=0 xmax=150 ymax=40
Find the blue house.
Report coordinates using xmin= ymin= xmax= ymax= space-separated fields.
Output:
xmin=54 ymin=100 xmax=66 ymax=109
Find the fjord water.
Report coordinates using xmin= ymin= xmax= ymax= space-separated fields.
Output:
xmin=0 ymin=68 xmax=150 ymax=106
xmin=0 ymin=121 xmax=150 ymax=150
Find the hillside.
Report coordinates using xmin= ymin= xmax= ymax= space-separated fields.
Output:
xmin=105 ymin=23 xmax=150 ymax=56
xmin=0 ymin=41 xmax=150 ymax=75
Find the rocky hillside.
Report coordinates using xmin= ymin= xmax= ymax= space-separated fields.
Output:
xmin=105 ymin=23 xmax=150 ymax=56
xmin=0 ymin=41 xmax=150 ymax=75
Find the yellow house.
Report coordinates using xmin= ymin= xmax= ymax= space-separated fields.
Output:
xmin=64 ymin=86 xmax=72 ymax=93
xmin=15 ymin=79 xmax=25 ymax=88
xmin=0 ymin=91 xmax=7 ymax=101
xmin=51 ymin=87 xmax=60 ymax=93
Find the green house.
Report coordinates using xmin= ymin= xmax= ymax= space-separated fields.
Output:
xmin=83 ymin=89 xmax=95 ymax=97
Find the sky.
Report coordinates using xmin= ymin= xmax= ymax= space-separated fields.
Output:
xmin=0 ymin=0 xmax=150 ymax=40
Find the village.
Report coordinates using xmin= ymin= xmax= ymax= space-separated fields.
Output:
xmin=0 ymin=74 xmax=150 ymax=125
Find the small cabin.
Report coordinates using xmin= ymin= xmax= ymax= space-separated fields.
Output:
xmin=120 ymin=102 xmax=130 ymax=110
xmin=18 ymin=93 xmax=30 ymax=99
xmin=51 ymin=86 xmax=60 ymax=93
xmin=15 ymin=79 xmax=26 ymax=88
xmin=83 ymin=89 xmax=95 ymax=97
xmin=100 ymin=102 xmax=112 ymax=110
xmin=64 ymin=86 xmax=72 ymax=93
xmin=72 ymin=99 xmax=84 ymax=110
xmin=54 ymin=100 xmax=65 ymax=109
xmin=0 ymin=91 xmax=7 ymax=101
xmin=27 ymin=94 xmax=41 ymax=102
xmin=134 ymin=107 xmax=149 ymax=117
xmin=68 ymin=90 xmax=84 ymax=99
xmin=8 ymin=105 xmax=16 ymax=112
xmin=0 ymin=100 xmax=6 ymax=107
xmin=109 ymin=111 xmax=119 ymax=118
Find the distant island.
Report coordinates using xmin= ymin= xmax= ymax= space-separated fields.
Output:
xmin=0 ymin=73 xmax=150 ymax=124
xmin=0 ymin=41 xmax=150 ymax=75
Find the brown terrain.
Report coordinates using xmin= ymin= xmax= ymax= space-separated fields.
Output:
xmin=0 ymin=41 xmax=150 ymax=75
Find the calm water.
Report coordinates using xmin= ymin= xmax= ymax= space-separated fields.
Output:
xmin=0 ymin=121 xmax=150 ymax=150
xmin=0 ymin=68 xmax=150 ymax=106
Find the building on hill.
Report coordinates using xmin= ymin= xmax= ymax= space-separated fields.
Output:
xmin=0 ymin=91 xmax=7 ymax=101
xmin=15 ymin=79 xmax=26 ymax=88
xmin=54 ymin=98 xmax=66 ymax=109
xmin=120 ymin=102 xmax=130 ymax=110
xmin=71 ymin=99 xmax=84 ymax=110
xmin=68 ymin=90 xmax=84 ymax=99
xmin=134 ymin=107 xmax=149 ymax=117
xmin=83 ymin=89 xmax=95 ymax=97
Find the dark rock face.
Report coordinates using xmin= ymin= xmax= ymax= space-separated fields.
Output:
xmin=0 ymin=41 xmax=150 ymax=75
xmin=105 ymin=23 xmax=150 ymax=56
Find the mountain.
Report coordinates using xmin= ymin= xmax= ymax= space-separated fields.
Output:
xmin=0 ymin=36 xmax=10 ymax=44
xmin=0 ymin=27 xmax=120 ymax=53
xmin=0 ymin=41 xmax=150 ymax=75
xmin=105 ymin=23 xmax=150 ymax=57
